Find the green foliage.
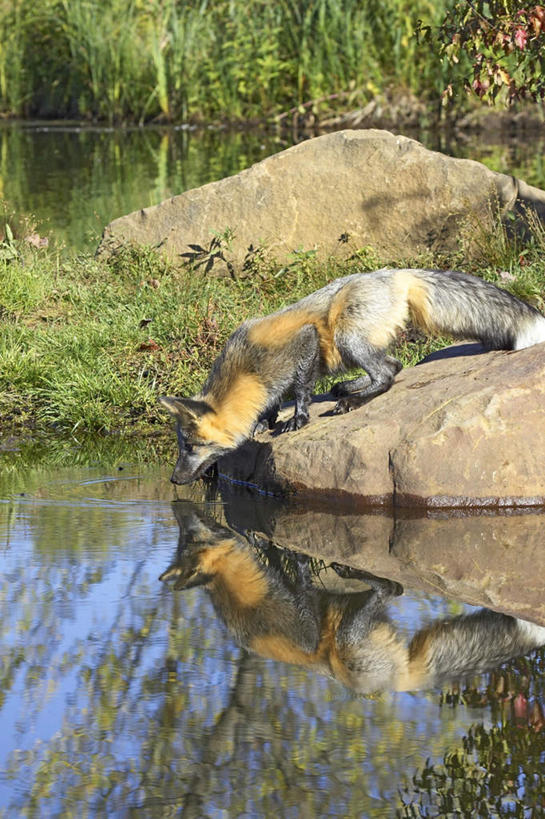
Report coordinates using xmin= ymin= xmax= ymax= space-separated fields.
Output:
xmin=180 ymin=228 xmax=237 ymax=276
xmin=0 ymin=0 xmax=449 ymax=123
xmin=457 ymin=200 xmax=545 ymax=312
xmin=0 ymin=223 xmax=18 ymax=262
xmin=420 ymin=0 xmax=545 ymax=106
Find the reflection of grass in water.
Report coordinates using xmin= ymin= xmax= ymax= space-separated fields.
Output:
xmin=0 ymin=433 xmax=209 ymax=523
xmin=458 ymin=137 xmax=545 ymax=191
xmin=2 ymin=434 xmax=164 ymax=468
xmin=0 ymin=125 xmax=284 ymax=252
xmin=0 ymin=434 xmax=170 ymax=498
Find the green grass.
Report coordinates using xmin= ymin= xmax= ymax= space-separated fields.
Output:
xmin=0 ymin=240 xmax=336 ymax=435
xmin=2 ymin=212 xmax=545 ymax=440
xmin=0 ymin=0 xmax=461 ymax=124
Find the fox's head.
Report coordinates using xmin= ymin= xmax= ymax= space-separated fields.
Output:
xmin=159 ymin=396 xmax=237 ymax=484
xmin=160 ymin=507 xmax=238 ymax=589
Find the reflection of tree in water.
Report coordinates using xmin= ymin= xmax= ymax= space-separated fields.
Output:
xmin=2 ymin=555 xmax=380 ymax=815
xmin=0 ymin=125 xmax=281 ymax=251
xmin=399 ymin=654 xmax=545 ymax=817
xmin=144 ymin=652 xmax=329 ymax=818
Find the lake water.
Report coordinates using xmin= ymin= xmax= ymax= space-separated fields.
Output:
xmin=1 ymin=121 xmax=544 ymax=252
xmin=0 ymin=457 xmax=544 ymax=816
xmin=2 ymin=123 xmax=545 ymax=814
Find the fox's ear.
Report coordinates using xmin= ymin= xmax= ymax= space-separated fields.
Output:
xmin=158 ymin=396 xmax=191 ymax=419
xmin=158 ymin=396 xmax=213 ymax=426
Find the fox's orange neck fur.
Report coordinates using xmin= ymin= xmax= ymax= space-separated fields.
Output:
xmin=198 ymin=540 xmax=269 ymax=607
xmin=197 ymin=372 xmax=267 ymax=447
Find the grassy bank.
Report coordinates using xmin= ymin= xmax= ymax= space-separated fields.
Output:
xmin=2 ymin=214 xmax=545 ymax=439
xmin=0 ymin=0 xmax=460 ymax=124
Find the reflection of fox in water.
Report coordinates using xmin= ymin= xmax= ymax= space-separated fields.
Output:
xmin=160 ymin=505 xmax=545 ymax=694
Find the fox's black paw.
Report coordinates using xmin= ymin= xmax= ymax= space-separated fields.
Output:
xmin=277 ymin=415 xmax=309 ymax=434
xmin=330 ymin=563 xmax=404 ymax=597
xmin=332 ymin=399 xmax=351 ymax=414
xmin=380 ymin=579 xmax=404 ymax=597
xmin=330 ymin=562 xmax=354 ymax=578
xmin=333 ymin=395 xmax=370 ymax=414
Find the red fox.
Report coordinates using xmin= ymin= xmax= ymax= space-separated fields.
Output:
xmin=159 ymin=268 xmax=545 ymax=484
xmin=160 ymin=505 xmax=545 ymax=694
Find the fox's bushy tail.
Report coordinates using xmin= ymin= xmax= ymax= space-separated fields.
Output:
xmin=408 ymin=269 xmax=545 ymax=350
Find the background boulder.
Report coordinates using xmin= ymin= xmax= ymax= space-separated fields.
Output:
xmin=98 ymin=128 xmax=545 ymax=265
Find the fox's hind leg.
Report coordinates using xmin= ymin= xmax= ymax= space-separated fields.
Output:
xmin=252 ymin=404 xmax=279 ymax=435
xmin=331 ymin=355 xmax=402 ymax=398
xmin=332 ymin=335 xmax=402 ymax=414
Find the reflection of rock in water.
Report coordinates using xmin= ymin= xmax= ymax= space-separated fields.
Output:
xmin=219 ymin=485 xmax=545 ymax=625
xmin=160 ymin=501 xmax=545 ymax=695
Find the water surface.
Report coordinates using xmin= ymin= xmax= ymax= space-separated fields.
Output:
xmin=0 ymin=462 xmax=544 ymax=816
xmin=0 ymin=123 xmax=284 ymax=250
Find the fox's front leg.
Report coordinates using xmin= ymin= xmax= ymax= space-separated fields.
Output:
xmin=279 ymin=325 xmax=320 ymax=433
xmin=252 ymin=404 xmax=279 ymax=436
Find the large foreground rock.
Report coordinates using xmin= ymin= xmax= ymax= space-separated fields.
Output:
xmin=98 ymin=129 xmax=545 ymax=265
xmin=217 ymin=343 xmax=545 ymax=507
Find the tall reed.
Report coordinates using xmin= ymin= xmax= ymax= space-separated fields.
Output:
xmin=0 ymin=0 xmax=457 ymax=123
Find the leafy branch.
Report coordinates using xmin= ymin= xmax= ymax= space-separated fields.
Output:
xmin=180 ymin=228 xmax=236 ymax=278
xmin=418 ymin=0 xmax=545 ymax=105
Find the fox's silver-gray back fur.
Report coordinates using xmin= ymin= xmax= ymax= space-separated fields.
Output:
xmin=276 ymin=267 xmax=545 ymax=351
xmin=206 ymin=268 xmax=545 ymax=394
